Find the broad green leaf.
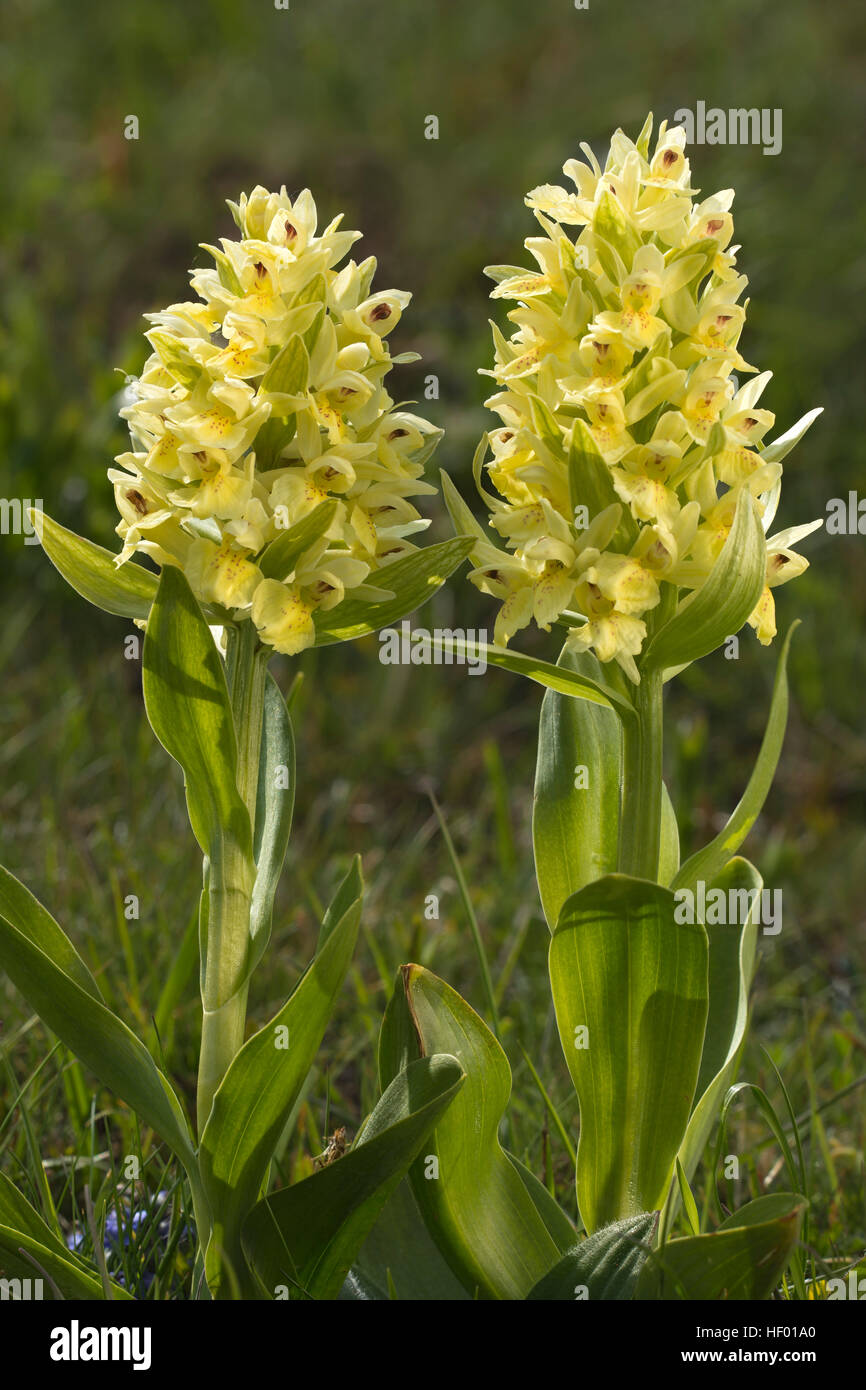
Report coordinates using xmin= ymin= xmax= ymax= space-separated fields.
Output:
xmin=32 ymin=511 xmax=157 ymax=620
xmin=379 ymin=965 xmax=565 ymax=1300
xmin=200 ymin=876 xmax=362 ymax=1297
xmin=342 ymin=1179 xmax=470 ymax=1301
xmin=242 ymin=1054 xmax=464 ymax=1300
xmin=658 ymin=780 xmax=680 ymax=885
xmin=642 ymin=489 xmax=766 ymax=672
xmin=550 ymin=875 xmax=708 ymax=1232
xmin=664 ymin=859 xmax=761 ymax=1232
xmin=0 ymin=866 xmax=99 ymax=1000
xmin=527 ymin=1213 xmax=657 ymax=1301
xmin=673 ymin=624 xmax=797 ymax=893
xmin=0 ymin=877 xmax=196 ymax=1174
xmin=0 ymin=1175 xmax=132 ymax=1300
xmin=142 ymin=566 xmax=252 ymax=862
xmin=0 ymin=1174 xmax=91 ymax=1277
xmin=258 ymin=500 xmax=338 ymax=581
xmin=637 ymin=1195 xmax=804 ymax=1300
xmin=0 ymin=1225 xmax=133 ymax=1301
xmin=249 ymin=674 xmax=296 ymax=967
xmin=313 ymin=538 xmax=475 ymax=644
xmin=506 ymin=1153 xmax=577 ymax=1252
xmin=434 ymin=637 xmax=635 ymax=718
xmin=533 ymin=647 xmax=623 ymax=931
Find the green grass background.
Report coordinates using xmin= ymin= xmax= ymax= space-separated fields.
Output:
xmin=0 ymin=0 xmax=864 ymax=1294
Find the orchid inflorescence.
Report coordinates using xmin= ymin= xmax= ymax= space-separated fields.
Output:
xmin=467 ymin=114 xmax=821 ymax=681
xmin=111 ymin=185 xmax=441 ymax=654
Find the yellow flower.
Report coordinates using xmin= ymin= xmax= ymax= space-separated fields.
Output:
xmin=251 ymin=580 xmax=317 ymax=655
xmin=461 ymin=114 xmax=820 ymax=679
xmin=185 ymin=540 xmax=263 ymax=611
xmin=113 ymin=187 xmax=442 ymax=653
xmin=748 ymin=520 xmax=822 ymax=644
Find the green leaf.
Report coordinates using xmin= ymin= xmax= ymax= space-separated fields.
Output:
xmin=242 ymin=1054 xmax=464 ymax=1300
xmin=318 ymin=857 xmax=364 ymax=953
xmin=200 ymin=875 xmax=362 ymax=1296
xmin=32 ymin=511 xmax=158 ymax=620
xmin=142 ymin=566 xmax=252 ymax=862
xmin=637 ymin=1195 xmax=804 ymax=1300
xmin=0 ymin=1226 xmax=133 ymax=1301
xmin=673 ymin=624 xmax=797 ymax=893
xmin=435 ymin=637 xmax=635 ymax=718
xmin=0 ymin=870 xmax=196 ymax=1174
xmin=663 ymin=859 xmax=761 ymax=1231
xmin=642 ymin=489 xmax=766 ymax=672
xmin=0 ymin=866 xmax=99 ymax=1000
xmin=550 ymin=875 xmax=709 ymax=1232
xmin=0 ymin=1175 xmax=132 ymax=1300
xmin=258 ymin=500 xmax=338 ymax=581
xmin=312 ymin=537 xmax=475 ymax=644
xmin=659 ymin=780 xmax=680 ymax=885
xmin=249 ymin=674 xmax=296 ymax=966
xmin=379 ymin=965 xmax=565 ymax=1299
xmin=343 ymin=1179 xmax=470 ymax=1301
xmin=506 ymin=1152 xmax=578 ymax=1252
xmin=533 ymin=647 xmax=623 ymax=931
xmin=676 ymin=1157 xmax=701 ymax=1235
xmin=527 ymin=1213 xmax=657 ymax=1301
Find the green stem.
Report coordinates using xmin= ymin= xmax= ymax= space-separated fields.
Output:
xmin=618 ymin=663 xmax=664 ymax=881
xmin=196 ymin=622 xmax=268 ymax=1135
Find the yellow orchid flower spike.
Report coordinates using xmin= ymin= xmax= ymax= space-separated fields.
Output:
xmin=456 ymin=115 xmax=822 ymax=681
xmin=112 ymin=185 xmax=442 ymax=655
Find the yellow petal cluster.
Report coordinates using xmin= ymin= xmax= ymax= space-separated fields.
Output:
xmin=112 ymin=186 xmax=441 ymax=653
xmin=469 ymin=115 xmax=819 ymax=680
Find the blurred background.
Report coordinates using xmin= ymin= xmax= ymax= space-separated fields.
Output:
xmin=1 ymin=0 xmax=864 ymax=1282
